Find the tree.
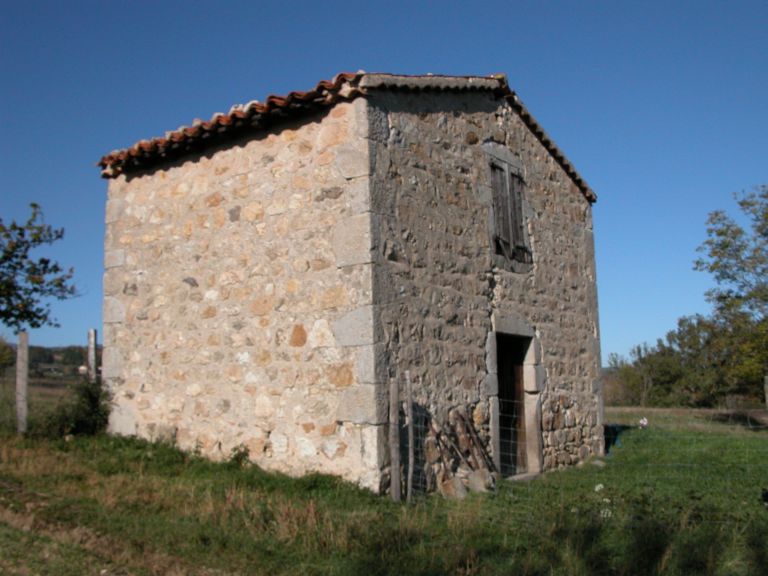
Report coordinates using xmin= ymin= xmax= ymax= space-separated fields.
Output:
xmin=0 ymin=203 xmax=76 ymax=331
xmin=694 ymin=185 xmax=767 ymax=321
xmin=608 ymin=186 xmax=767 ymax=408
xmin=694 ymin=185 xmax=767 ymax=394
xmin=0 ymin=336 xmax=13 ymax=370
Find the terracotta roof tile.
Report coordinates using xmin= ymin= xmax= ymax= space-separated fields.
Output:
xmin=99 ymin=72 xmax=595 ymax=202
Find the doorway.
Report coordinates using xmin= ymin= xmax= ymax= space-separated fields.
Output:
xmin=497 ymin=333 xmax=530 ymax=476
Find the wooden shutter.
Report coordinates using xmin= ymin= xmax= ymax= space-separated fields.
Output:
xmin=509 ymin=173 xmax=532 ymax=263
xmin=509 ymin=172 xmax=524 ymax=250
xmin=491 ymin=164 xmax=511 ymax=257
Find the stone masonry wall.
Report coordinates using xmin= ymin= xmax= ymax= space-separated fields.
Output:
xmin=367 ymin=90 xmax=602 ymax=475
xmin=103 ymin=99 xmax=386 ymax=491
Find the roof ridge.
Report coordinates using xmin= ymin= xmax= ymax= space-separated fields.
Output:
xmin=98 ymin=72 xmax=595 ymax=202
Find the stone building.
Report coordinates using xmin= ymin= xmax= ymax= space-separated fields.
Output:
xmin=99 ymin=73 xmax=603 ymax=493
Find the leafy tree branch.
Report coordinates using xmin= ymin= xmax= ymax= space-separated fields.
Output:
xmin=0 ymin=203 xmax=76 ymax=331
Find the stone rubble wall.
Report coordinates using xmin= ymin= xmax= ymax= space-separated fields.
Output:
xmin=103 ymin=99 xmax=386 ymax=491
xmin=488 ymin=104 xmax=604 ymax=469
xmin=367 ymin=91 xmax=603 ymax=476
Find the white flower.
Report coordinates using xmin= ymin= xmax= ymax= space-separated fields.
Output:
xmin=600 ymin=508 xmax=613 ymax=519
xmin=639 ymin=417 xmax=649 ymax=428
xmin=594 ymin=483 xmax=604 ymax=493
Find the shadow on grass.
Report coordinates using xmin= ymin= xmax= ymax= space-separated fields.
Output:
xmin=708 ymin=410 xmax=768 ymax=432
xmin=603 ymin=424 xmax=633 ymax=454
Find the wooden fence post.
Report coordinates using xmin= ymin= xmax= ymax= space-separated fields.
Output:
xmin=16 ymin=331 xmax=28 ymax=435
xmin=405 ymin=370 xmax=414 ymax=503
xmin=764 ymin=375 xmax=767 ymax=410
xmin=87 ymin=329 xmax=98 ymax=384
xmin=389 ymin=377 xmax=401 ymax=502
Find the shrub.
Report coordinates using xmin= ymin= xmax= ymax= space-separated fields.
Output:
xmin=35 ymin=376 xmax=110 ymax=438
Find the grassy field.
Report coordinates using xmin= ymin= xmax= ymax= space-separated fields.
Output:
xmin=0 ymin=370 xmax=76 ymax=435
xmin=0 ymin=407 xmax=766 ymax=575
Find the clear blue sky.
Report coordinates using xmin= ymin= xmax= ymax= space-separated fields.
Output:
xmin=1 ymin=1 xmax=766 ymax=362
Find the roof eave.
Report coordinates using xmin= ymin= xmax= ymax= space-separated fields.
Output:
xmin=99 ymin=72 xmax=596 ymax=203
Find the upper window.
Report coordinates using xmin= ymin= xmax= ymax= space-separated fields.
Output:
xmin=485 ymin=143 xmax=532 ymax=271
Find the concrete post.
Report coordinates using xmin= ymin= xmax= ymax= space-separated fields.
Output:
xmin=87 ymin=329 xmax=98 ymax=384
xmin=15 ymin=331 xmax=28 ymax=435
xmin=388 ymin=377 xmax=401 ymax=502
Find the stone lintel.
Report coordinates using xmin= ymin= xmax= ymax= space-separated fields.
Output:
xmin=492 ymin=312 xmax=534 ymax=338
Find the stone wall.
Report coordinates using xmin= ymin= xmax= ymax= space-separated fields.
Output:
xmin=103 ymin=99 xmax=386 ymax=490
xmin=103 ymin=87 xmax=602 ymax=495
xmin=367 ymin=90 xmax=602 ymax=479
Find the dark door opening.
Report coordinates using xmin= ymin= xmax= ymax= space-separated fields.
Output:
xmin=497 ymin=333 xmax=530 ymax=476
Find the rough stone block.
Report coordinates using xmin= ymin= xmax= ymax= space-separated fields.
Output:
xmin=108 ymin=402 xmax=137 ymax=437
xmin=101 ymin=347 xmax=123 ymax=379
xmin=524 ymin=393 xmax=543 ymax=473
xmin=467 ymin=469 xmax=493 ymax=493
xmin=103 ymin=297 xmax=125 ymax=324
xmin=104 ymin=249 xmax=125 ymax=269
xmin=440 ymin=476 xmax=468 ymax=500
xmin=485 ymin=331 xmax=497 ymax=374
xmin=332 ymin=305 xmax=375 ymax=347
xmin=524 ymin=338 xmax=543 ymax=365
xmin=335 ymin=145 xmax=370 ymax=179
xmin=337 ymin=384 xmax=386 ymax=425
xmin=355 ymin=343 xmax=385 ymax=385
xmin=489 ymin=396 xmax=501 ymax=472
xmin=523 ymin=364 xmax=545 ymax=393
xmin=351 ymin=98 xmax=369 ymax=140
xmin=332 ymin=213 xmax=372 ymax=267
xmin=105 ymin=197 xmax=125 ymax=224
xmin=308 ymin=319 xmax=335 ymax=348
xmin=483 ymin=373 xmax=498 ymax=396
xmin=346 ymin=178 xmax=371 ymax=214
xmin=361 ymin=423 xmax=387 ymax=469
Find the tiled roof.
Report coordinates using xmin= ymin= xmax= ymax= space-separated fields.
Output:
xmin=99 ymin=72 xmax=596 ymax=202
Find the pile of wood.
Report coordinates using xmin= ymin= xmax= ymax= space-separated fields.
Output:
xmin=425 ymin=404 xmax=496 ymax=499
xmin=388 ymin=372 xmax=496 ymax=501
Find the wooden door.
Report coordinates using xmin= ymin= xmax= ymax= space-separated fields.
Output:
xmin=497 ymin=334 xmax=529 ymax=476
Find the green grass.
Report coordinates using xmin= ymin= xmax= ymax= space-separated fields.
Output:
xmin=0 ymin=519 xmax=143 ymax=576
xmin=0 ymin=373 xmax=75 ymax=436
xmin=0 ymin=408 xmax=766 ymax=575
